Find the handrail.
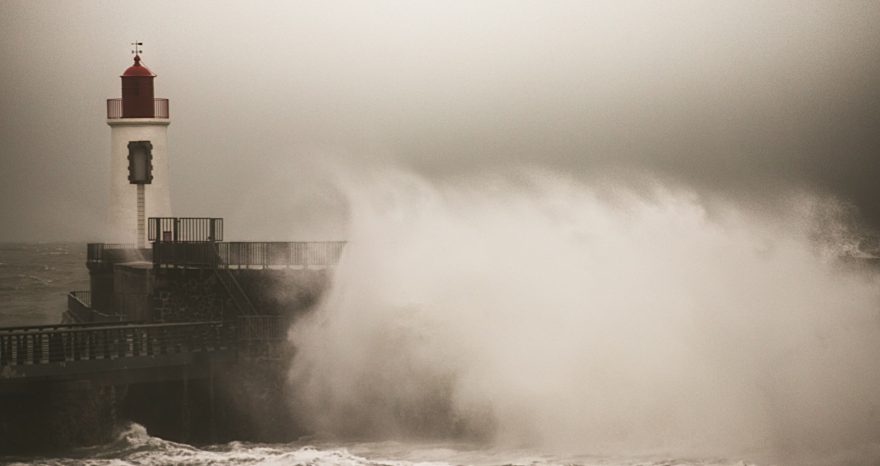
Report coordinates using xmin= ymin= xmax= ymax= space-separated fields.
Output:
xmin=0 ymin=318 xmax=293 ymax=372
xmin=69 ymin=290 xmax=91 ymax=307
xmin=0 ymin=321 xmax=142 ymax=333
xmin=0 ymin=321 xmax=221 ymax=337
xmin=153 ymin=241 xmax=346 ymax=269
xmin=0 ymin=321 xmax=229 ymax=367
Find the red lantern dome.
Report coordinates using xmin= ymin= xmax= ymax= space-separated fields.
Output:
xmin=120 ymin=55 xmax=155 ymax=118
xmin=122 ymin=55 xmax=155 ymax=77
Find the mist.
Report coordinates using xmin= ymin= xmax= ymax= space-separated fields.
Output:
xmin=288 ymin=169 xmax=880 ymax=464
xmin=1 ymin=1 xmax=880 ymax=241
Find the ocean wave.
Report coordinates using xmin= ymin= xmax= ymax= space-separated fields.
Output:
xmin=16 ymin=274 xmax=53 ymax=285
xmin=4 ymin=423 xmax=451 ymax=466
xmin=1 ymin=423 xmax=763 ymax=466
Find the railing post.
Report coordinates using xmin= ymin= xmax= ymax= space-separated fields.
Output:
xmin=115 ymin=328 xmax=124 ymax=358
xmin=85 ymin=331 xmax=93 ymax=360
xmin=145 ymin=327 xmax=153 ymax=355
xmin=68 ymin=332 xmax=76 ymax=362
xmin=287 ymin=242 xmax=292 ymax=268
xmin=48 ymin=332 xmax=59 ymax=362
xmin=31 ymin=334 xmax=40 ymax=363
xmin=1 ymin=335 xmax=8 ymax=366
xmin=14 ymin=335 xmax=23 ymax=365
xmin=77 ymin=330 xmax=85 ymax=361
xmin=102 ymin=330 xmax=110 ymax=359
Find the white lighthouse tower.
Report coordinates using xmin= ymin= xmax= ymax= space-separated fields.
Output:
xmin=106 ymin=45 xmax=172 ymax=246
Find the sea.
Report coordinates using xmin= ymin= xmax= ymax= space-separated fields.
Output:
xmin=0 ymin=242 xmax=845 ymax=466
xmin=0 ymin=243 xmax=89 ymax=327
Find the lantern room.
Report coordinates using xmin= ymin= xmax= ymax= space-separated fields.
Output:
xmin=107 ymin=53 xmax=169 ymax=120
xmin=121 ymin=55 xmax=155 ymax=118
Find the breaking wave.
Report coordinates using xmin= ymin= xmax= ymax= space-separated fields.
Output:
xmin=288 ymin=170 xmax=880 ymax=465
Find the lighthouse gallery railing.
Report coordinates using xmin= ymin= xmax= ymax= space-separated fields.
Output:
xmin=106 ymin=98 xmax=169 ymax=119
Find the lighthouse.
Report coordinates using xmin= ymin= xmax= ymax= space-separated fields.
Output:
xmin=106 ymin=45 xmax=172 ymax=246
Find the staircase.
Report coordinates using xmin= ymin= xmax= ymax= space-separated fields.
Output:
xmin=214 ymin=269 xmax=258 ymax=316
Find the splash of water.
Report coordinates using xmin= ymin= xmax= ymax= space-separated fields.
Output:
xmin=288 ymin=170 xmax=880 ymax=463
xmin=1 ymin=422 xmax=763 ymax=466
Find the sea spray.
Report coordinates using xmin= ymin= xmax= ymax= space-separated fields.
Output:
xmin=288 ymin=170 xmax=880 ymax=462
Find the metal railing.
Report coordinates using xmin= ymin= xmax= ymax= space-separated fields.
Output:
xmin=148 ymin=217 xmax=224 ymax=243
xmin=69 ymin=290 xmax=91 ymax=308
xmin=237 ymin=315 xmax=286 ymax=342
xmin=236 ymin=315 xmax=286 ymax=358
xmin=0 ymin=321 xmax=140 ymax=334
xmin=106 ymin=98 xmax=169 ymax=119
xmin=152 ymin=241 xmax=346 ymax=269
xmin=220 ymin=242 xmax=345 ymax=268
xmin=0 ymin=321 xmax=230 ymax=367
xmin=152 ymin=242 xmax=219 ymax=267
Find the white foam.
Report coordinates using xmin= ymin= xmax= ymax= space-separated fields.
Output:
xmin=288 ymin=170 xmax=880 ymax=463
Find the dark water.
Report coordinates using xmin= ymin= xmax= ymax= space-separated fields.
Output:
xmin=0 ymin=243 xmax=88 ymax=327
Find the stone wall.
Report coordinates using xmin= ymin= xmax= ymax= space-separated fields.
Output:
xmin=0 ymin=356 xmax=304 ymax=453
xmin=152 ymin=270 xmax=229 ymax=322
xmin=152 ymin=268 xmax=333 ymax=322
xmin=0 ymin=381 xmax=119 ymax=453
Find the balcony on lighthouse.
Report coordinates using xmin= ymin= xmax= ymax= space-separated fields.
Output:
xmin=106 ymin=54 xmax=169 ymax=119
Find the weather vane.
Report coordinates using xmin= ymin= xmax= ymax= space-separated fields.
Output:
xmin=131 ymin=41 xmax=143 ymax=56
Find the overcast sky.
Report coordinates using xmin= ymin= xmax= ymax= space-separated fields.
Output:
xmin=1 ymin=1 xmax=878 ymax=241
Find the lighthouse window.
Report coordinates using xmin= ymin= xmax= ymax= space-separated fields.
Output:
xmin=127 ymin=141 xmax=153 ymax=184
